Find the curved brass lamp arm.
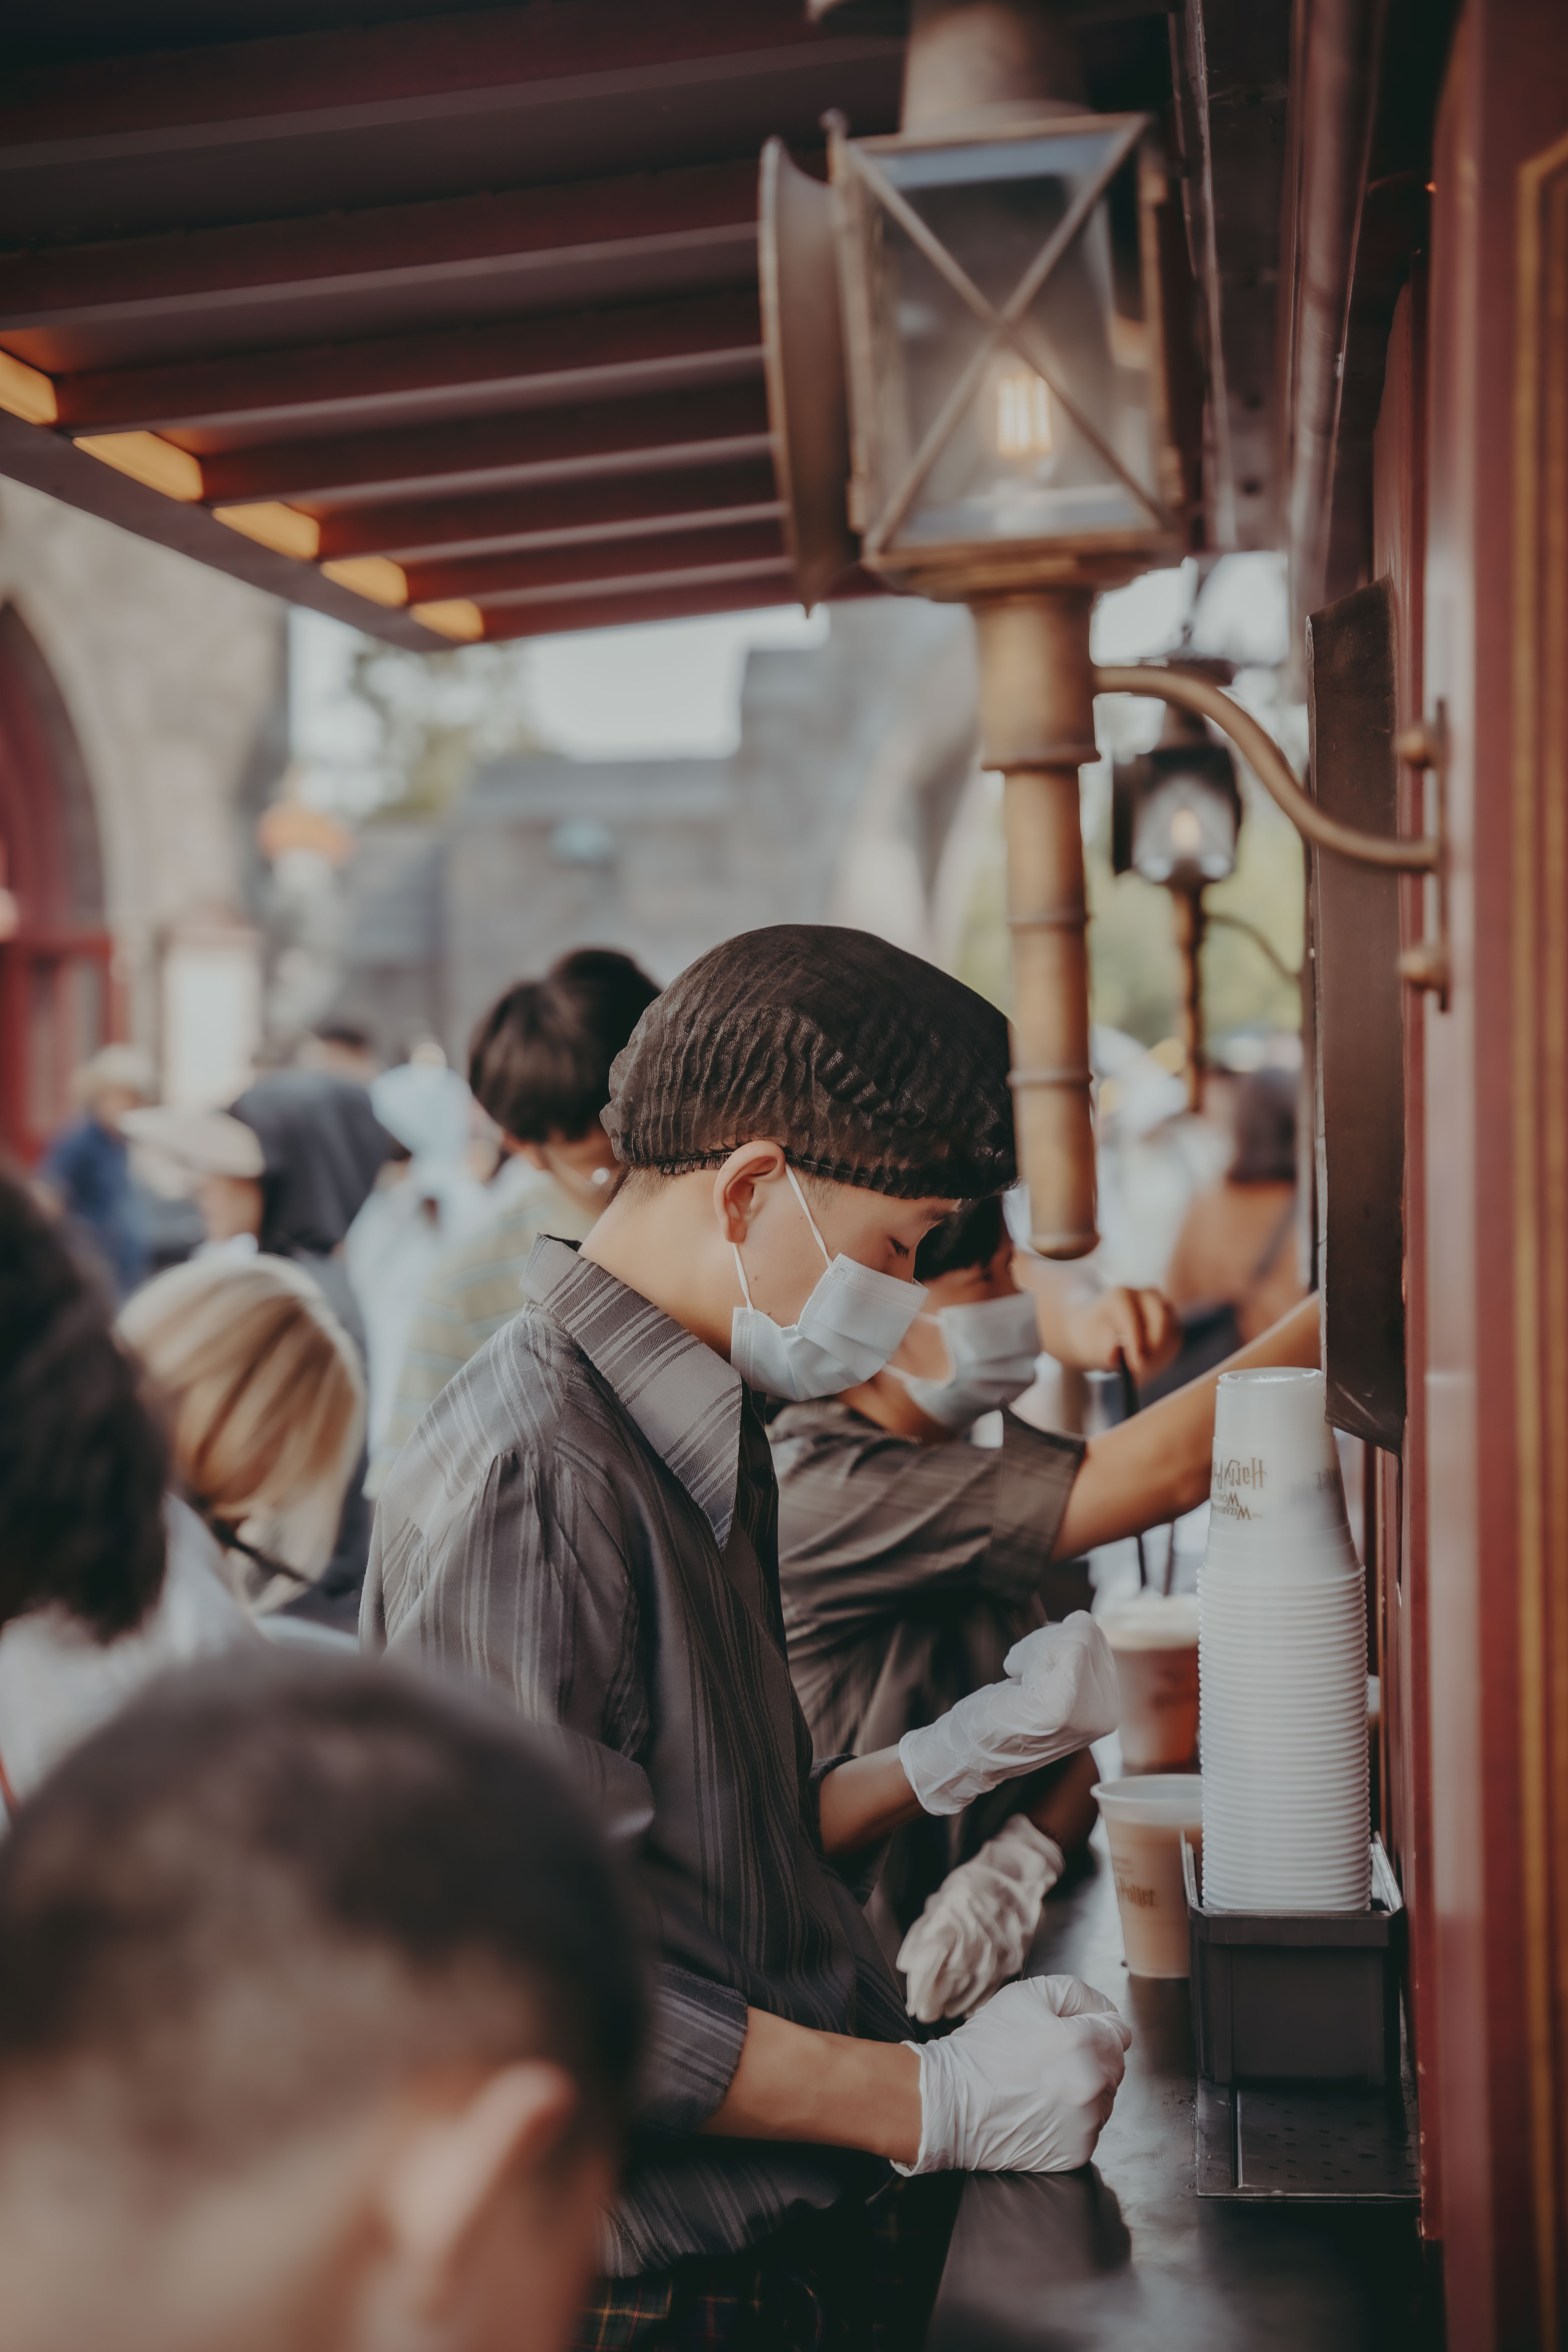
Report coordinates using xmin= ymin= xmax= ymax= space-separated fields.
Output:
xmin=1092 ymin=665 xmax=1440 ymax=873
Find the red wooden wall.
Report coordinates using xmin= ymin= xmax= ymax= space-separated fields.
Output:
xmin=1413 ymin=3 xmax=1568 ymax=2339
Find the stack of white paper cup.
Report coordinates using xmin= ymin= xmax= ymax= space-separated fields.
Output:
xmin=1199 ymin=1368 xmax=1370 ymax=1912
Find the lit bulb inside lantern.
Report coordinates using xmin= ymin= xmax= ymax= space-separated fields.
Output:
xmin=1169 ymin=807 xmax=1204 ymax=853
xmin=995 ymin=369 xmax=1054 ymax=458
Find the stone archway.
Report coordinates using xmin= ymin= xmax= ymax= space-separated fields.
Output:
xmin=0 ymin=603 xmax=112 ymax=1162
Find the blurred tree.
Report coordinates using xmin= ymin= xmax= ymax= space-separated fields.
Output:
xmin=349 ymin=640 xmax=550 ymax=820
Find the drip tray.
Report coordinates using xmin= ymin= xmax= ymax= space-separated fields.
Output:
xmin=1196 ymin=2073 xmax=1420 ymax=2201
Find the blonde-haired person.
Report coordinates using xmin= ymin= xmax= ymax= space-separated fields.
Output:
xmin=0 ymin=1253 xmax=363 ymax=1813
xmin=119 ymin=1256 xmax=365 ymax=1616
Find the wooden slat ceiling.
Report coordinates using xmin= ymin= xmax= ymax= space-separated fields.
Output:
xmin=0 ymin=1 xmax=906 ymax=646
xmin=0 ymin=1 xmax=1191 ymax=647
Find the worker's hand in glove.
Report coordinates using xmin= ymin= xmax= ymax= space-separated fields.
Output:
xmin=895 ymin=1974 xmax=1131 ymax=2176
xmin=898 ymin=1816 xmax=1065 ymax=2023
xmin=898 ymin=1615 xmax=1120 ymax=1816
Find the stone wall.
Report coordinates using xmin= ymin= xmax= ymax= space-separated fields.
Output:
xmin=0 ymin=477 xmax=286 ymax=1063
xmin=336 ymin=597 xmax=981 ymax=1058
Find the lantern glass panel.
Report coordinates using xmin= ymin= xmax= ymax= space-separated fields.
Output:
xmin=1132 ymin=770 xmax=1239 ymax=887
xmin=861 ymin=130 xmax=1159 ymax=551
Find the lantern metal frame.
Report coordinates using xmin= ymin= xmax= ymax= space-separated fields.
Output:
xmin=826 ymin=109 xmax=1188 ymax=601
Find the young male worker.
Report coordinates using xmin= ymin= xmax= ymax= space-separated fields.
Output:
xmin=0 ymin=1655 xmax=644 ymax=2352
xmin=366 ymin=926 xmax=1131 ymax=2348
xmin=775 ymin=1196 xmax=1321 ymax=2021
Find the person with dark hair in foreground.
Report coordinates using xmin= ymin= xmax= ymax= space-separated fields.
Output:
xmin=775 ymin=1196 xmax=1321 ymax=2018
xmin=0 ymin=1170 xmax=167 ymax=1650
xmin=375 ymin=946 xmax=660 ymax=1480
xmin=0 ymin=1172 xmax=257 ymax=1816
xmin=0 ymin=1654 xmax=645 ymax=2352
xmin=368 ymin=926 xmax=1131 ymax=2349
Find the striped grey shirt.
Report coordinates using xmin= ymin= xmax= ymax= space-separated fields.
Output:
xmin=772 ymin=1403 xmax=1086 ymax=1949
xmin=362 ymin=1237 xmax=907 ymax=2277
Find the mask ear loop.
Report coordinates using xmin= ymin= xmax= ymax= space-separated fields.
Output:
xmin=734 ymin=1160 xmax=833 ymax=1313
xmin=783 ymin=1163 xmax=833 ymax=1269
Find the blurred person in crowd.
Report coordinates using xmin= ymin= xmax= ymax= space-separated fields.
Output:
xmin=368 ymin=928 xmax=1135 ymax=2348
xmin=375 ymin=947 xmax=659 ymax=1485
xmin=775 ymin=1194 xmax=1320 ymax=2018
xmin=36 ymin=1043 xmax=155 ymax=1296
xmin=0 ymin=1654 xmax=645 ymax=2352
xmin=125 ymin=1072 xmax=393 ymax=1626
xmin=228 ymin=1067 xmax=396 ymax=1348
xmin=0 ymin=1174 xmax=247 ymax=1817
xmin=348 ymin=1049 xmax=489 ymax=1452
xmin=1161 ymin=1065 xmax=1307 ymax=1363
xmin=296 ymin=1014 xmax=381 ymax=1087
xmin=126 ymin=1072 xmax=393 ymax=1346
xmin=119 ymin=1256 xmax=364 ymax=1620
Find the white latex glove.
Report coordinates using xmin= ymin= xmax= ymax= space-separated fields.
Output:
xmin=898 ymin=1816 xmax=1065 ymax=2023
xmin=895 ymin=1974 xmax=1131 ymax=2176
xmin=898 ymin=1615 xmax=1120 ymax=1816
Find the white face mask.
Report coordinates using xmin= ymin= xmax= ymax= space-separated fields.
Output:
xmin=731 ymin=1165 xmax=927 ymax=1402
xmin=888 ymin=1292 xmax=1042 ymax=1428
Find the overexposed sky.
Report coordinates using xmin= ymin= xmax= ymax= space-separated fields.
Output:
xmin=289 ymin=555 xmax=1289 ymax=805
xmin=526 ymin=605 xmax=828 ymax=758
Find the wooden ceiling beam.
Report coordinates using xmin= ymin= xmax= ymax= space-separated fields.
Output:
xmin=46 ymin=292 xmax=764 ymax=437
xmin=474 ymin=571 xmax=803 ymax=642
xmin=312 ymin=459 xmax=783 ymax=562
xmin=404 ymin=518 xmax=788 ymax=606
xmin=0 ymin=402 xmax=445 ymax=648
xmin=0 ymin=160 xmax=759 ymax=335
xmin=195 ymin=381 xmax=772 ymax=507
xmin=0 ymin=4 xmax=874 ymax=154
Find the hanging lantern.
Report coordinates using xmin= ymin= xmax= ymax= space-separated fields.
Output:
xmin=759 ymin=58 xmax=1201 ymax=1255
xmin=828 ymin=109 xmax=1188 ymax=599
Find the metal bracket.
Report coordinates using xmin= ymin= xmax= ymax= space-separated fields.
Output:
xmin=1091 ymin=665 xmax=1442 ymax=875
xmin=1393 ymin=706 xmax=1450 ymax=1006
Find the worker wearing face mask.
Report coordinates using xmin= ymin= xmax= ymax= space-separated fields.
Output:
xmin=774 ymin=1195 xmax=1322 ymax=2024
xmin=366 ymin=926 xmax=1136 ymax=2352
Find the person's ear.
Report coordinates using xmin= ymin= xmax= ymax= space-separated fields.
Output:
xmin=378 ymin=2061 xmax=581 ymax=2319
xmin=510 ymin=1141 xmax=549 ymax=1172
xmin=711 ymin=1142 xmax=786 ymax=1247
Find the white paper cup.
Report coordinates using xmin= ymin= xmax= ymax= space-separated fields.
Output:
xmin=1101 ymin=1591 xmax=1200 ymax=1770
xmin=1207 ymin=1368 xmax=1355 ymax=1559
xmin=1093 ymin=1775 xmax=1204 ymax=1976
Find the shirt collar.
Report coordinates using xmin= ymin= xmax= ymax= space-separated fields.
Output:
xmin=521 ymin=1236 xmax=743 ymax=1549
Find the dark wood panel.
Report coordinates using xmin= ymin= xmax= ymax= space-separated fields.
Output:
xmin=1306 ymin=575 xmax=1406 ymax=1449
xmin=405 ymin=518 xmax=787 ymax=607
xmin=473 ymin=571 xmax=802 ymax=641
xmin=48 ymin=293 xmax=764 ymax=441
xmin=1370 ymin=265 xmax=1441 ymax=2237
xmin=194 ymin=381 xmax=773 ymax=507
xmin=0 ymin=161 xmax=761 ymax=373
xmin=0 ymin=2 xmax=847 ymax=140
xmin=314 ymin=460 xmax=782 ymax=563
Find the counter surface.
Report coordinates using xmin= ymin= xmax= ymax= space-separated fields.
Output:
xmin=926 ymin=1823 xmax=1432 ymax=2350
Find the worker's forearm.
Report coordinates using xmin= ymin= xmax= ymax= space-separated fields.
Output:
xmin=816 ymin=1746 xmax=924 ymax=1856
xmin=1052 ymin=1294 xmax=1320 ymax=1557
xmin=703 ymin=2007 xmax=922 ymax=2165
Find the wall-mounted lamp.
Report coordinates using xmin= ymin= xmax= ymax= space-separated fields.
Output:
xmin=763 ymin=87 xmax=1191 ymax=1255
xmin=760 ymin=0 xmax=1440 ymax=1253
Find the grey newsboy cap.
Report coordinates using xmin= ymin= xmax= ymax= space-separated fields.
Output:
xmin=604 ymin=925 xmax=1016 ymax=1200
